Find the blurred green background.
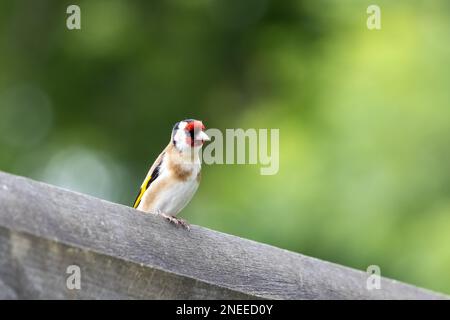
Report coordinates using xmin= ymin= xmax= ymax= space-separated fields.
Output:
xmin=1 ymin=0 xmax=449 ymax=294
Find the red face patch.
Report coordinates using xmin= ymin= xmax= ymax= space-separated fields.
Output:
xmin=185 ymin=121 xmax=205 ymax=132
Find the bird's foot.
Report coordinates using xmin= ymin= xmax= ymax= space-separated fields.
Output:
xmin=160 ymin=213 xmax=190 ymax=231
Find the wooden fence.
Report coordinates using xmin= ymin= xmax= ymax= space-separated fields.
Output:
xmin=0 ymin=171 xmax=447 ymax=299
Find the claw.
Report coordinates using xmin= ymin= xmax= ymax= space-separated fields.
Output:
xmin=176 ymin=218 xmax=190 ymax=231
xmin=160 ymin=213 xmax=190 ymax=231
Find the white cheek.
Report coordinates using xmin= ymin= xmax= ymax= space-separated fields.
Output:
xmin=174 ymin=130 xmax=185 ymax=144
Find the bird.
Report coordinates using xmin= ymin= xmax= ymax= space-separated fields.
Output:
xmin=133 ymin=119 xmax=210 ymax=230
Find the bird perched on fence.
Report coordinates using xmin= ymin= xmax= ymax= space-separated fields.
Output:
xmin=133 ymin=119 xmax=210 ymax=230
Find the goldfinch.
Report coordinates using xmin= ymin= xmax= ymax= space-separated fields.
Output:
xmin=133 ymin=119 xmax=210 ymax=229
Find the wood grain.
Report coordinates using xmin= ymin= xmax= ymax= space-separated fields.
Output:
xmin=0 ymin=171 xmax=447 ymax=299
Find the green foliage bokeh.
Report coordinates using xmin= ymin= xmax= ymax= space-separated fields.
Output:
xmin=1 ymin=0 xmax=449 ymax=294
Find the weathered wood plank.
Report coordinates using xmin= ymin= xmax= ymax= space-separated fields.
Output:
xmin=0 ymin=171 xmax=447 ymax=299
xmin=0 ymin=227 xmax=253 ymax=299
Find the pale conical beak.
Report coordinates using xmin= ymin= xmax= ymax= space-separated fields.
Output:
xmin=197 ymin=130 xmax=210 ymax=141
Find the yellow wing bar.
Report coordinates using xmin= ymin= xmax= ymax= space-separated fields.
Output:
xmin=133 ymin=174 xmax=152 ymax=209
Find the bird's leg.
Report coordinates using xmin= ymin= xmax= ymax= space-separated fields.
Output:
xmin=159 ymin=213 xmax=190 ymax=231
